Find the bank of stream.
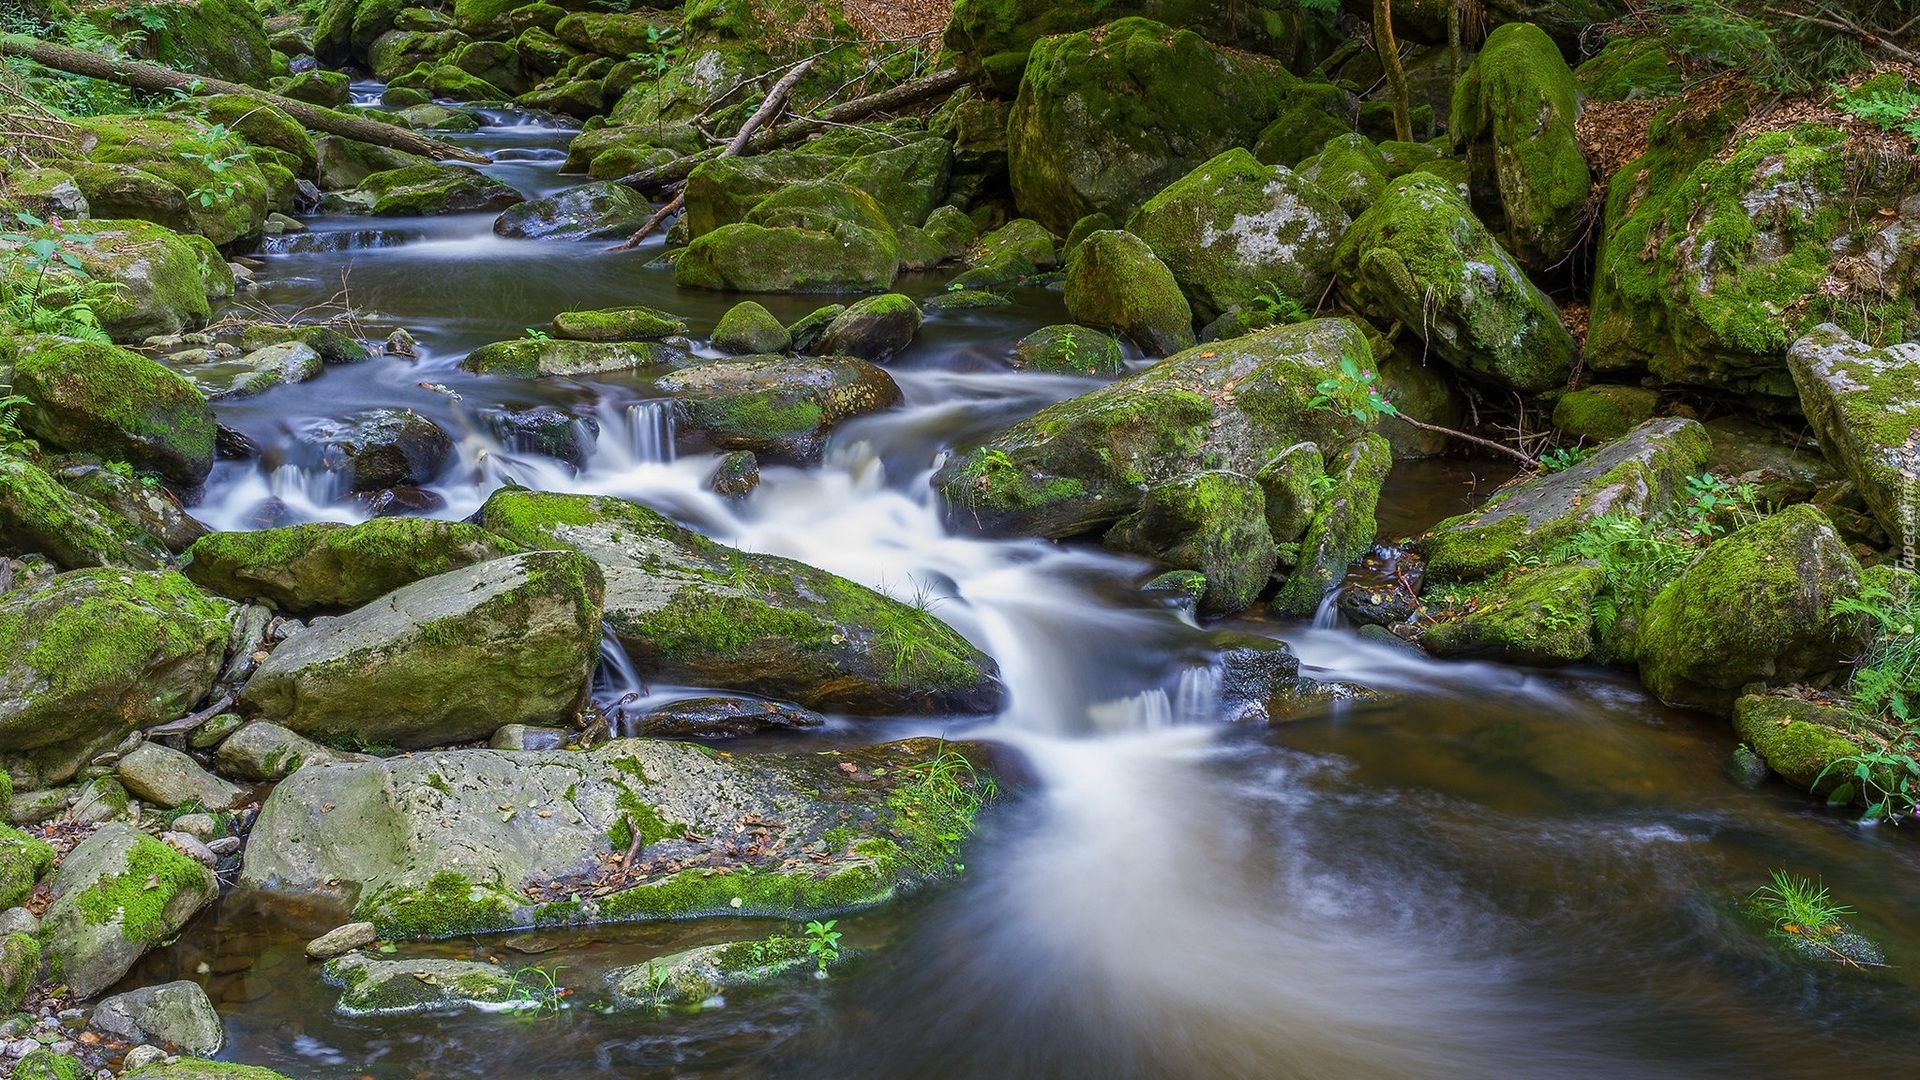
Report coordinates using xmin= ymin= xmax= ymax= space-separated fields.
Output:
xmin=126 ymin=103 xmax=1920 ymax=1079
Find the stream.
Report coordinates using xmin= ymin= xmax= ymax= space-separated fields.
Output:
xmin=128 ymin=101 xmax=1920 ymax=1078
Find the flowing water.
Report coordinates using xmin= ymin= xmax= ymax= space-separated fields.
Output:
xmin=131 ymin=107 xmax=1920 ymax=1078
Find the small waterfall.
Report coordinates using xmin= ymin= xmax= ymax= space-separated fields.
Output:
xmin=1086 ymin=665 xmax=1222 ymax=733
xmin=594 ymin=623 xmax=645 ymax=700
xmin=1311 ymin=587 xmax=1345 ymax=629
xmin=265 ymin=463 xmax=344 ymax=515
xmin=623 ymin=401 xmax=676 ymax=464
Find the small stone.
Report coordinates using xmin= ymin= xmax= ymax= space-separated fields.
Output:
xmin=206 ymin=837 xmax=241 ymax=856
xmin=115 ymin=743 xmax=246 ymax=811
xmin=169 ymin=814 xmax=218 ymax=841
xmin=88 ymin=981 xmax=223 ymax=1055
xmin=306 ymin=921 xmax=378 ymax=960
xmin=385 ymin=328 xmax=417 ymax=357
xmin=55 ymin=1010 xmax=83 ymax=1029
xmin=266 ymin=212 xmax=307 ymax=233
xmin=160 ymin=832 xmax=218 ymax=867
xmin=0 ymin=908 xmax=38 ymax=937
xmin=487 ymin=725 xmax=567 ymax=751
xmin=121 ymin=1045 xmax=167 ymax=1070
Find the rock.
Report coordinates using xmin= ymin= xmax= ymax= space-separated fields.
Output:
xmin=1105 ymin=471 xmax=1276 ymax=616
xmin=975 ymin=218 xmax=1059 ymax=270
xmin=1420 ymin=563 xmax=1603 ymax=664
xmin=13 ymin=339 xmax=216 ymax=485
xmin=1551 ymin=385 xmax=1660 ymax=442
xmin=313 ymin=136 xmax=429 ymax=192
xmin=706 ymin=450 xmax=760 ymax=497
xmin=831 ymin=137 xmax=953 ymax=230
xmin=1334 ymin=174 xmax=1575 ymax=394
xmin=161 ymin=832 xmax=217 ymax=867
xmin=306 ymin=921 xmax=379 ymax=959
xmin=215 ymin=722 xmax=364 ymax=781
xmin=122 ymin=1058 xmax=292 ymax=1080
xmin=487 ymin=724 xmax=567 ymax=751
xmin=273 ymin=69 xmax=353 ymax=108
xmin=239 ymin=324 xmax=370 ymax=366
xmin=1373 ymin=351 xmax=1466 ymax=459
xmin=241 ymin=736 xmax=994 ymax=937
xmin=0 ymin=827 xmax=53 ymax=910
xmin=1639 ymin=504 xmax=1866 ymax=713
xmin=1007 ymin=19 xmax=1295 ymax=233
xmin=0 ymin=569 xmax=233 ymax=784
xmin=813 ymin=294 xmax=923 ymax=361
xmin=0 ymin=167 xmax=88 ymax=221
xmin=191 ymin=94 xmax=317 ymax=174
xmin=1126 ymin=148 xmax=1351 ymax=324
xmin=170 ymin=814 xmax=217 ymax=840
xmin=656 ymin=355 xmax=903 ymax=465
xmin=322 ymin=953 xmax=516 ymax=1014
xmin=67 ymin=777 xmax=130 ymax=825
xmin=121 ymin=1046 xmax=168 ymax=1071
xmin=626 ymin=697 xmax=826 ymax=739
xmin=681 ymin=151 xmax=845 ymax=240
xmin=237 ymin=551 xmax=605 ymax=749
xmin=934 ymin=318 xmax=1375 ymax=541
xmin=675 ymin=180 xmax=901 ymax=294
xmin=1787 ymin=325 xmax=1920 ymax=540
xmin=0 ymin=456 xmax=171 ymax=571
xmin=12 ymin=1050 xmax=85 ymax=1080
xmin=1295 ymin=134 xmax=1390 ymax=219
xmin=1062 ymin=230 xmax=1194 ymax=357
xmin=72 ymin=116 xmax=269 ymax=245
xmin=1449 ymin=22 xmax=1591 ymax=270
xmin=549 ymin=305 xmax=687 ymax=342
xmin=295 ymin=408 xmax=454 ymax=492
xmin=712 ymin=302 xmax=792 ymax=355
xmin=395 ymin=103 xmax=479 ymax=132
xmin=184 ymin=517 xmax=520 ymax=613
xmin=1252 ymin=80 xmax=1358 ymax=168
xmin=40 ymin=824 xmax=218 ymax=998
xmin=606 ymin=935 xmax=813 ymax=1009
xmin=477 ymin=490 xmax=1001 ymax=715
xmin=0 ymin=929 xmax=35 ymax=1013
xmin=787 ymin=305 xmax=844 ymax=353
xmin=1418 ymin=418 xmax=1711 ymax=581
xmin=494 ymin=181 xmax=654 ymax=240
xmin=113 ymin=743 xmax=244 ymax=811
xmin=1731 ymin=694 xmax=1863 ymax=797
xmin=182 ymin=340 xmax=324 ymax=400
xmin=480 ymin=405 xmax=598 ymax=469
xmin=91 ymin=0 xmax=272 ymax=83
xmin=1272 ymin=433 xmax=1393 ymax=616
xmin=1215 ymin=635 xmax=1304 ymax=722
xmin=89 ymin=981 xmax=223 ymax=1055
xmin=1009 ymin=324 xmax=1124 ymax=377
xmin=460 ymin=338 xmax=683 ymax=377
xmin=349 ymin=164 xmax=525 ymax=216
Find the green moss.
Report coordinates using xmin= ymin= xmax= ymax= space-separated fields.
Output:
xmin=596 ymin=859 xmax=894 ymax=921
xmin=1062 ymin=229 xmax=1195 ymax=357
xmin=1420 ymin=563 xmax=1602 ymax=663
xmin=0 ymin=931 xmax=37 ymax=1013
xmin=1574 ymin=37 xmax=1681 ymax=102
xmin=123 ymin=1058 xmax=294 ymax=1080
xmin=1732 ymin=695 xmax=1866 ymax=794
xmin=14 ymin=1050 xmax=84 ymax=1080
xmin=1551 ymin=385 xmax=1660 ymax=442
xmin=550 ymin=306 xmax=687 ymax=342
xmin=74 ymin=834 xmax=210 ymax=945
xmin=14 ymin=340 xmax=215 ymax=482
xmin=0 ymin=824 xmax=54 ymax=909
xmin=363 ymin=871 xmax=515 ymax=940
xmin=184 ymin=517 xmax=520 ymax=611
xmin=1010 ymin=324 xmax=1123 ymax=376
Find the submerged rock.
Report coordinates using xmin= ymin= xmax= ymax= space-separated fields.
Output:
xmin=184 ymin=517 xmax=521 ymax=614
xmin=1731 ymin=694 xmax=1864 ymax=797
xmin=41 ymin=824 xmax=218 ymax=998
xmin=240 ymin=736 xmax=995 ymax=937
xmin=605 ymin=935 xmax=814 ymax=1010
xmin=322 ymin=954 xmax=518 ymax=1014
xmin=626 ymin=697 xmax=826 ymax=739
xmin=656 ymin=355 xmax=903 ymax=465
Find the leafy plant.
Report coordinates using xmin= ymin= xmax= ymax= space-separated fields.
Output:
xmin=624 ymin=24 xmax=684 ymax=77
xmin=890 ymin=745 xmax=996 ymax=876
xmin=1309 ymin=356 xmax=1397 ymax=424
xmin=503 ymin=965 xmax=568 ymax=1017
xmin=1748 ymin=870 xmax=1853 ymax=943
xmin=0 ymin=210 xmax=118 ymax=343
xmin=1250 ymin=281 xmax=1310 ymax=325
xmin=1831 ymin=573 xmax=1920 ymax=724
xmin=1543 ymin=514 xmax=1697 ymax=638
xmin=803 ymin=919 xmax=841 ymax=977
xmin=1834 ymin=83 xmax=1920 ymax=139
xmin=524 ymin=327 xmax=551 ymax=341
xmin=1538 ymin=447 xmax=1591 ymax=472
xmin=177 ymin=122 xmax=253 ymax=207
xmin=1677 ymin=472 xmax=1762 ymax=540
xmin=1815 ymin=741 xmax=1920 ymax=823
xmin=1636 ymin=0 xmax=1912 ymax=93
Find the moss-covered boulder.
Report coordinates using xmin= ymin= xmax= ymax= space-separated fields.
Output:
xmin=494 ymin=181 xmax=655 ymax=240
xmin=711 ymin=301 xmax=792 ymax=355
xmin=1295 ymin=134 xmax=1390 ymax=219
xmin=1334 ymin=174 xmax=1576 ymax=394
xmin=314 ymin=136 xmax=430 ymax=192
xmin=1125 ymin=148 xmax=1350 ymax=325
xmin=1104 ymin=470 xmax=1277 ymax=616
xmin=1787 ymin=325 xmax=1920 ymax=541
xmin=813 ymin=294 xmax=923 ymax=361
xmin=675 ymin=208 xmax=900 ymax=293
xmin=1551 ymin=385 xmax=1660 ymax=443
xmin=79 ymin=0 xmax=274 ymax=85
xmin=1574 ymin=36 xmax=1681 ymax=102
xmin=1418 ymin=418 xmax=1711 ymax=581
xmin=1587 ymin=121 xmax=1912 ymax=398
xmin=1063 ymin=230 xmax=1194 ymax=357
xmin=348 ymin=164 xmax=526 ymax=216
xmin=1009 ymin=324 xmax=1124 ymax=376
xmin=477 ymin=490 xmax=1001 ymax=714
xmin=1421 ymin=563 xmax=1603 ymax=664
xmin=237 ymin=551 xmax=605 ymax=748
xmin=933 ymin=318 xmax=1375 ymax=540
xmin=606 ymin=935 xmax=814 ymax=1009
xmin=654 ymin=354 xmax=902 ymax=465
xmin=1449 ymin=22 xmax=1591 ymax=271
xmin=13 ymin=1050 xmax=85 ymax=1080
xmin=63 ymin=220 xmax=231 ymax=342
xmin=123 ymin=1060 xmax=293 ymax=1080
xmin=1731 ymin=694 xmax=1865 ymax=796
xmin=1271 ymin=432 xmax=1392 ymax=615
xmin=1639 ymin=504 xmax=1865 ymax=713
xmin=185 ymin=518 xmax=520 ymax=613
xmin=0 ymin=824 xmax=54 ymax=909
xmin=460 ymin=337 xmax=683 ymax=377
xmin=40 ymin=823 xmax=218 ymax=998
xmin=0 ymin=167 xmax=87 ymax=221
xmin=72 ymin=115 xmax=270 ymax=245
xmin=1251 ymin=80 xmax=1357 ymax=168
xmin=681 ymin=152 xmax=845 ymax=240
xmin=0 ymin=930 xmax=37 ymax=1014
xmin=323 ymin=954 xmax=518 ymax=1013
xmin=241 ymin=736 xmax=995 ymax=937
xmin=189 ymin=94 xmax=318 ymax=175
xmin=273 ymin=69 xmax=355 ymax=108
xmin=1007 ymin=19 xmax=1296 ymax=234
xmin=0 ymin=569 xmax=233 ymax=780
xmin=0 ymin=456 xmax=172 ymax=571
xmin=550 ymin=304 xmax=687 ymax=341
xmin=14 ymin=339 xmax=215 ymax=486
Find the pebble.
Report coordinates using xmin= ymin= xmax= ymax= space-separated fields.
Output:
xmin=207 ymin=836 xmax=242 ymax=856
xmin=3 ymin=1039 xmax=31 ymax=1058
xmin=161 ymin=832 xmax=219 ymax=867
xmin=57 ymin=1009 xmax=85 ymax=1029
xmin=172 ymin=814 xmax=218 ymax=841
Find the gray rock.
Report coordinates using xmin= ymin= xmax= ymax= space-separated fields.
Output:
xmin=121 ymin=1044 xmax=168 ymax=1070
xmin=625 ymin=697 xmax=825 ymax=739
xmin=159 ymin=833 xmax=218 ymax=868
xmin=169 ymin=814 xmax=218 ymax=841
xmin=67 ymin=778 xmax=131 ymax=824
xmin=657 ymin=354 xmax=904 ymax=466
xmin=321 ymin=953 xmax=515 ymax=1014
xmin=605 ymin=935 xmax=813 ymax=1010
xmin=115 ymin=744 xmax=245 ymax=811
xmin=305 ymin=922 xmax=377 ymax=959
xmin=493 ymin=181 xmax=654 ymax=240
xmin=812 ymin=294 xmax=923 ymax=362
xmin=0 ymin=908 xmax=37 ymax=936
xmin=182 ymin=341 xmax=323 ymax=400
xmin=1787 ymin=324 xmax=1920 ymax=541
xmin=90 ymin=981 xmax=223 ymax=1055
xmin=215 ymin=722 xmax=364 ymax=780
xmin=487 ymin=724 xmax=567 ymax=751
xmin=291 ymin=408 xmax=454 ymax=493
xmin=40 ymin=824 xmax=218 ymax=998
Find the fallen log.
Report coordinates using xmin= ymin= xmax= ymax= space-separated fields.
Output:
xmin=0 ymin=34 xmax=491 ymax=165
xmin=611 ymin=67 xmax=966 ymax=193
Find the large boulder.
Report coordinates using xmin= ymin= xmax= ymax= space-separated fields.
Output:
xmin=477 ymin=490 xmax=1001 ymax=715
xmin=80 ymin=0 xmax=273 ymax=85
xmin=1638 ymin=504 xmax=1866 ymax=713
xmin=1449 ymin=22 xmax=1591 ymax=271
xmin=1417 ymin=418 xmax=1711 ymax=581
xmin=674 ymin=181 xmax=901 ymax=293
xmin=813 ymin=294 xmax=923 ymax=361
xmin=240 ymin=737 xmax=995 ymax=936
xmin=72 ymin=115 xmax=270 ymax=245
xmin=44 ymin=454 xmax=210 ymax=553
xmin=1007 ymin=19 xmax=1296 ymax=234
xmin=656 ymin=355 xmax=903 ymax=465
xmin=1271 ymin=432 xmax=1392 ymax=615
xmin=64 ymin=220 xmax=231 ymax=343
xmin=40 ymin=824 xmax=218 ymax=998
xmin=1062 ymin=230 xmax=1194 ymax=357
xmin=1787 ymin=325 xmax=1920 ymax=541
xmin=13 ymin=340 xmax=216 ymax=486
xmin=346 ymin=164 xmax=525 ymax=217
xmin=681 ymin=151 xmax=844 ymax=240
xmin=933 ymin=319 xmax=1375 ymax=541
xmin=0 ymin=456 xmax=171 ymax=571
xmin=1333 ymin=174 xmax=1576 ymax=394
xmin=493 ymin=181 xmax=655 ymax=240
xmin=184 ymin=517 xmax=520 ymax=613
xmin=1421 ymin=563 xmax=1604 ymax=664
xmin=0 ymin=569 xmax=233 ymax=784
xmin=237 ymin=551 xmax=605 ymax=749
xmin=1126 ymin=148 xmax=1351 ymax=325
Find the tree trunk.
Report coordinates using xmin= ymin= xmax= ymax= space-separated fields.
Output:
xmin=0 ymin=34 xmax=491 ymax=164
xmin=1373 ymin=0 xmax=1413 ymax=143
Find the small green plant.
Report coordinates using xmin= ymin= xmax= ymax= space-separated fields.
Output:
xmin=1307 ymin=471 xmax=1337 ymax=500
xmin=891 ymin=745 xmax=996 ymax=876
xmin=1543 ymin=514 xmax=1697 ymax=638
xmin=1309 ymin=356 xmax=1397 ymax=425
xmin=1538 ymin=446 xmax=1590 ymax=472
xmin=1834 ymin=82 xmax=1920 ymax=139
xmin=1831 ymin=573 xmax=1920 ymax=724
xmin=1675 ymin=472 xmax=1762 ymax=540
xmin=504 ymin=965 xmax=567 ymax=1017
xmin=523 ymin=327 xmax=551 ymax=341
xmin=1748 ymin=870 xmax=1853 ymax=944
xmin=178 ymin=122 xmax=253 ymax=208
xmin=803 ymin=919 xmax=841 ymax=976
xmin=1250 ymin=281 xmax=1310 ymax=325
xmin=1814 ymin=742 xmax=1919 ymax=823
xmin=0 ymin=211 xmax=118 ymax=343
xmin=625 ymin=24 xmax=684 ymax=76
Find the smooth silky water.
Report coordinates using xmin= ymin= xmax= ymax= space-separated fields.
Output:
xmin=127 ymin=109 xmax=1920 ymax=1078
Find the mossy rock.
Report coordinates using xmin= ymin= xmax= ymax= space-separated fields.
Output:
xmin=1252 ymin=80 xmax=1357 ymax=168
xmin=189 ymin=94 xmax=318 ymax=174
xmin=323 ymin=954 xmax=517 ymax=1013
xmin=974 ymin=217 xmax=1058 ymax=269
xmin=80 ymin=0 xmax=274 ymax=85
xmin=54 ymin=219 xmax=230 ymax=343
xmin=1421 ymin=563 xmax=1603 ymax=664
xmin=1574 ymin=37 xmax=1681 ymax=102
xmin=73 ymin=115 xmax=270 ymax=245
xmin=1063 ymin=230 xmax=1194 ymax=357
xmin=1333 ymin=174 xmax=1576 ymax=394
xmin=0 ymin=455 xmax=172 ymax=572
xmin=682 ymin=151 xmax=845 ymax=239
xmin=272 ymin=70 xmax=354 ymax=108
xmin=1450 ymin=22 xmax=1591 ymax=271
xmin=240 ymin=324 xmax=371 ymax=366
xmin=675 ymin=221 xmax=899 ymax=294
xmin=1009 ymin=324 xmax=1124 ymax=376
xmin=550 ymin=304 xmax=688 ymax=341
xmin=476 ymin=490 xmax=1001 ymax=714
xmin=1638 ymin=504 xmax=1865 ymax=714
xmin=1786 ymin=324 xmax=1920 ymax=541
xmin=1007 ymin=18 xmax=1297 ymax=234
xmin=827 ymin=138 xmax=952 ymax=229
xmin=185 ymin=518 xmax=521 ymax=614
xmin=553 ymin=10 xmax=672 ymax=55
xmin=461 ymin=338 xmax=684 ymax=377
xmin=13 ymin=338 xmax=216 ymax=485
xmin=39 ymin=823 xmax=219 ymax=998
xmin=1731 ymin=694 xmax=1868 ymax=797
xmin=1417 ymin=418 xmax=1711 ymax=581
xmin=606 ymin=935 xmax=813 ymax=1009
xmin=495 ymin=181 xmax=655 ymax=240
xmin=1272 ymin=432 xmax=1392 ymax=615
xmin=351 ymin=164 xmax=526 ymax=216
xmin=711 ymin=301 xmax=792 ymax=355
xmin=933 ymin=318 xmax=1376 ymax=540
xmin=656 ymin=355 xmax=904 ymax=465
xmin=814 ymin=294 xmax=923 ymax=362
xmin=1105 ymin=470 xmax=1277 ymax=616
xmin=12 ymin=1050 xmax=84 ymax=1080
xmin=123 ymin=1059 xmax=293 ymax=1080
xmin=397 ymin=103 xmax=481 ymax=132
xmin=1374 ymin=349 xmax=1465 ymax=459
xmin=236 ymin=551 xmax=606 ymax=748
xmin=313 ymin=136 xmax=430 ymax=192
xmin=1552 ymin=385 xmax=1660 ymax=442
xmin=0 ymin=930 xmax=36 ymax=1014
xmin=0 ymin=824 xmax=54 ymax=909
xmin=1295 ymin=133 xmax=1389 ymax=219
